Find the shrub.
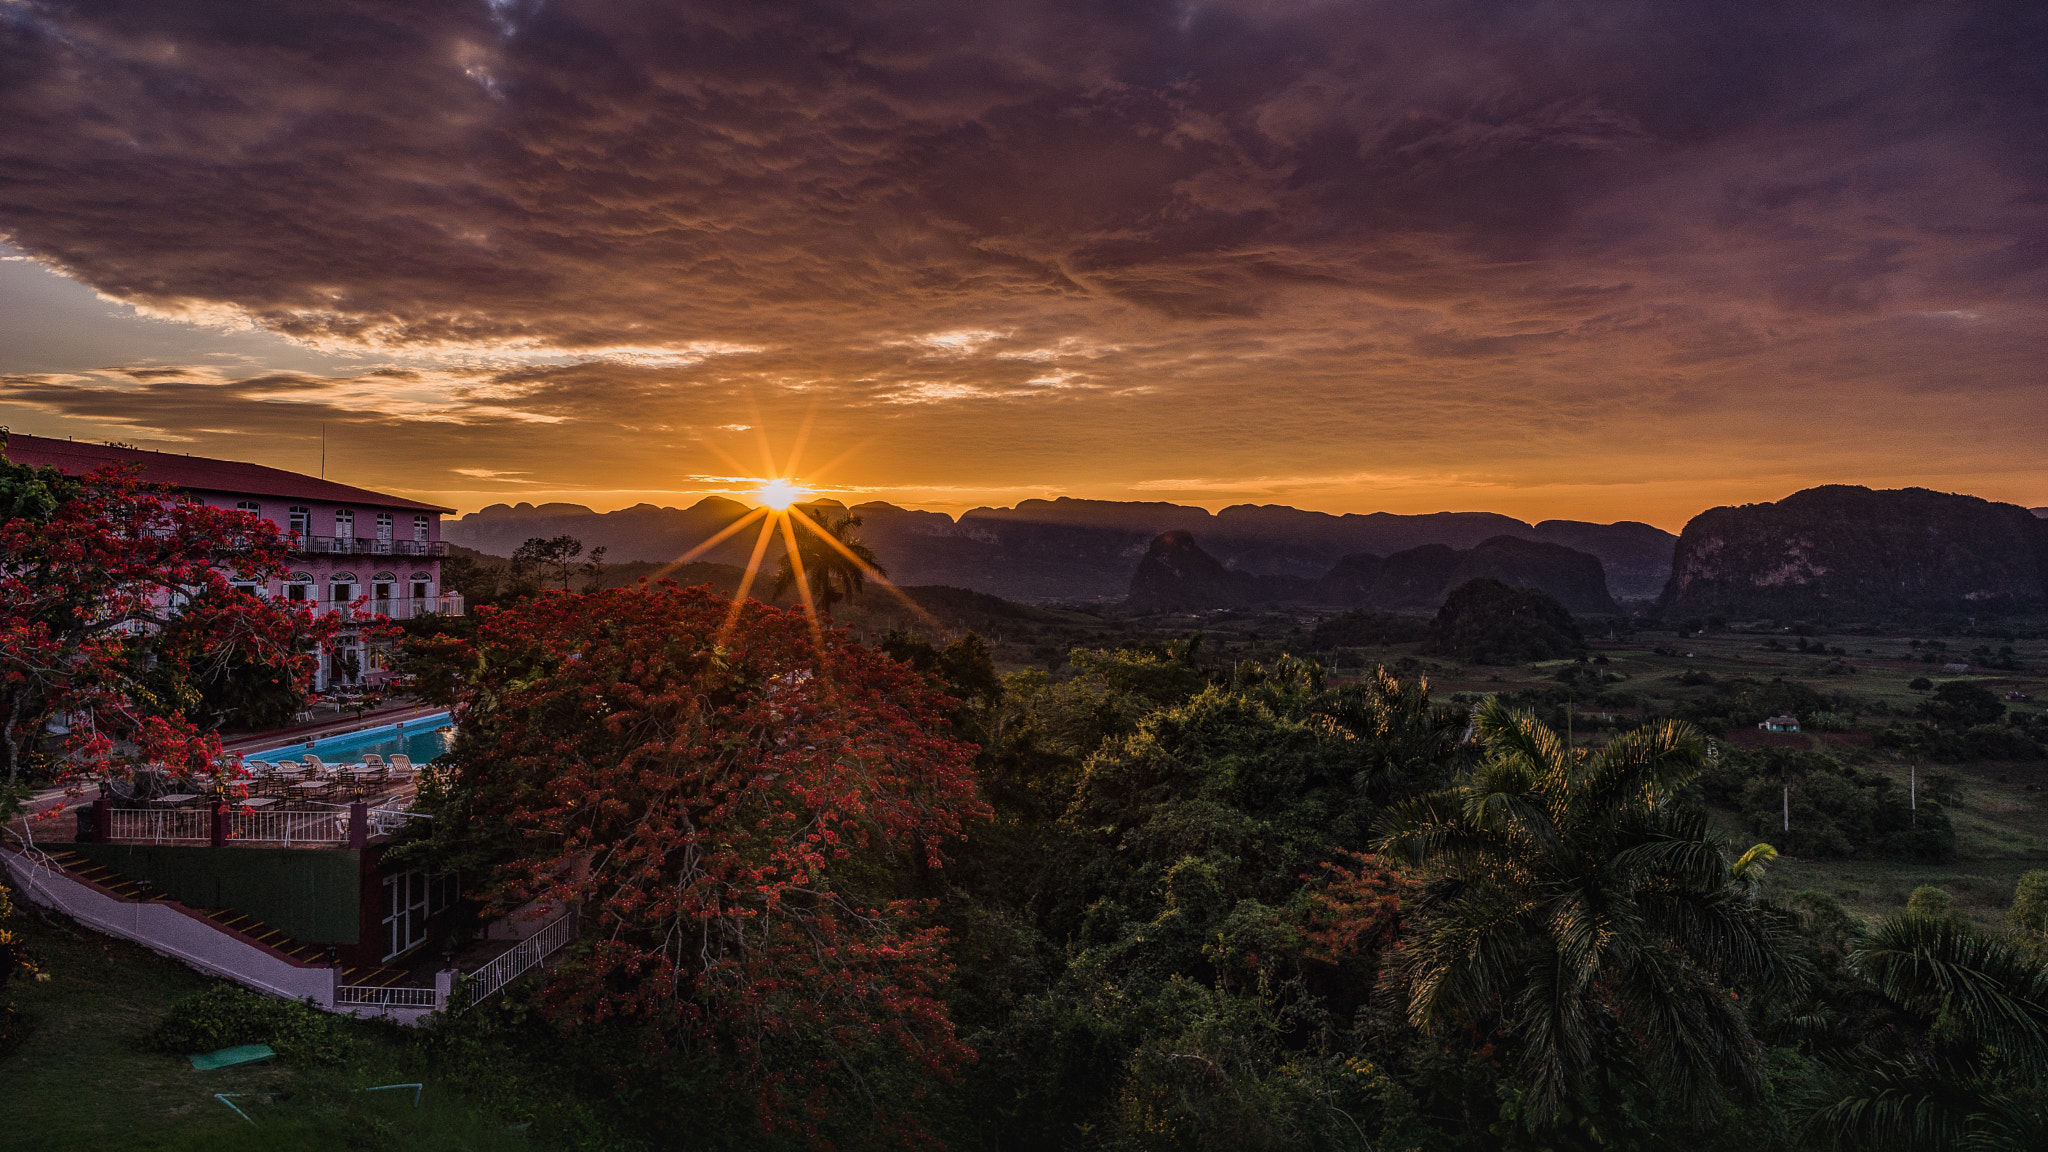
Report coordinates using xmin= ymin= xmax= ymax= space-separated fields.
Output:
xmin=144 ymin=984 xmax=353 ymax=1064
xmin=1905 ymin=885 xmax=1960 ymax=924
xmin=2007 ymin=870 xmax=2048 ymax=936
xmin=1907 ymin=676 xmax=1933 ymax=691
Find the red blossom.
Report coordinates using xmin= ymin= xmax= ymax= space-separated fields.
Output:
xmin=1 ymin=448 xmax=351 ymax=803
xmin=433 ymin=583 xmax=990 ymax=1145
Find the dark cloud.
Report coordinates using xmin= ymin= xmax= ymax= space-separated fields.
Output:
xmin=0 ymin=0 xmax=2043 ymax=523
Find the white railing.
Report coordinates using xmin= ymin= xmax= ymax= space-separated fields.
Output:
xmin=460 ymin=909 xmax=578 ymax=1009
xmin=105 ymin=808 xmax=210 ymax=843
xmin=229 ymin=808 xmax=349 ymax=846
xmin=367 ymin=808 xmax=428 ymax=837
xmin=335 ymin=984 xmax=439 ymax=1008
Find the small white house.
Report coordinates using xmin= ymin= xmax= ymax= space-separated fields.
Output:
xmin=1759 ymin=715 xmax=1801 ymax=732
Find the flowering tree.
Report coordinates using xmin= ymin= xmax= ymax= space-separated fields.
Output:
xmin=0 ymin=436 xmax=345 ymax=810
xmin=412 ymin=582 xmax=989 ymax=1144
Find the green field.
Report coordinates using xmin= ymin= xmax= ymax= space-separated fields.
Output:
xmin=0 ymin=904 xmax=577 ymax=1151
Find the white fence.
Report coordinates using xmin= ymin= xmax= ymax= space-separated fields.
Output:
xmin=460 ymin=909 xmax=578 ymax=1009
xmin=336 ymin=984 xmax=440 ymax=1009
xmin=368 ymin=808 xmax=429 ymax=837
xmin=105 ymin=809 xmax=209 ymax=843
xmin=230 ymin=808 xmax=349 ymax=846
xmin=99 ymin=804 xmax=424 ymax=846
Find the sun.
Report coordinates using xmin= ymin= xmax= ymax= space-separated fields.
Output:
xmin=753 ymin=477 xmax=810 ymax=510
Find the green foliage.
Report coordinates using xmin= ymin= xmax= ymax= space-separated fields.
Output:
xmin=1700 ymin=748 xmax=1955 ymax=862
xmin=1918 ymin=681 xmax=2007 ymax=731
xmin=1377 ymin=698 xmax=1801 ymax=1126
xmin=1308 ymin=609 xmax=1431 ymax=649
xmin=1426 ymin=578 xmax=1583 ymax=664
xmin=0 ymin=433 xmax=76 ymax=526
xmin=1906 ymin=886 xmax=1961 ymax=925
xmin=144 ymin=984 xmax=354 ymax=1066
xmin=1671 ymin=675 xmax=1837 ymax=731
xmin=2007 ymin=871 xmax=2048 ymax=937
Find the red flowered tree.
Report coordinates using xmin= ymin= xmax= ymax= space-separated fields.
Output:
xmin=0 ymin=435 xmax=345 ymax=812
xmin=410 ymin=582 xmax=989 ymax=1145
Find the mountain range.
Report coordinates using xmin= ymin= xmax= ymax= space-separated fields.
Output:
xmin=447 ymin=497 xmax=1677 ymax=603
xmin=1126 ymin=530 xmax=1619 ymax=615
xmin=447 ymin=488 xmax=2048 ymax=620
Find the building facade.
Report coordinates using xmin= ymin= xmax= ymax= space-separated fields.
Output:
xmin=5 ymin=434 xmax=462 ymax=689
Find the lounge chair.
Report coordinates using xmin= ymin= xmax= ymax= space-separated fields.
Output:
xmin=361 ymin=754 xmax=386 ymax=768
xmin=388 ymin=754 xmax=415 ymax=775
xmin=303 ymin=755 xmax=330 ymax=774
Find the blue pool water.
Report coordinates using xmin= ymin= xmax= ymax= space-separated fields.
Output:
xmin=250 ymin=713 xmax=455 ymax=765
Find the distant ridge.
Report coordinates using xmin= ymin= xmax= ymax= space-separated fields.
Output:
xmin=447 ymin=497 xmax=1675 ymax=604
xmin=1127 ymin=531 xmax=1618 ymax=614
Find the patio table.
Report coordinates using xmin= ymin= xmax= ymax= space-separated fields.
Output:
xmin=239 ymin=797 xmax=279 ymax=810
xmin=153 ymin=793 xmax=200 ymax=808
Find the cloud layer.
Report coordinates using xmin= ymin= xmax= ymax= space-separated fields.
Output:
xmin=1 ymin=0 xmax=2044 ymax=524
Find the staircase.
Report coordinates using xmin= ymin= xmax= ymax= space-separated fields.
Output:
xmin=41 ymin=848 xmax=412 ymax=988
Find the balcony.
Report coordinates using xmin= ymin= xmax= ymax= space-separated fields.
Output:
xmin=287 ymin=535 xmax=448 ymax=557
xmin=310 ymin=594 xmax=464 ymax=621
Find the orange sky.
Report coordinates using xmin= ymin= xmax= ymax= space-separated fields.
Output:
xmin=2 ymin=2 xmax=2044 ymax=531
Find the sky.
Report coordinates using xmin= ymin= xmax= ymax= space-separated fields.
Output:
xmin=1 ymin=0 xmax=2043 ymax=531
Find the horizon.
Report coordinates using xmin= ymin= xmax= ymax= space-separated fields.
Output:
xmin=3 ymin=3 xmax=2045 ymax=531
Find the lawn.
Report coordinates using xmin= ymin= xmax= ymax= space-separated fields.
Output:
xmin=0 ymin=900 xmax=560 ymax=1152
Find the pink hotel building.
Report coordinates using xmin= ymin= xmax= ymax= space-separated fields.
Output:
xmin=6 ymin=434 xmax=463 ymax=690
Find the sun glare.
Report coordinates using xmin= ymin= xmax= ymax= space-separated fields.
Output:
xmin=754 ymin=477 xmax=809 ymax=510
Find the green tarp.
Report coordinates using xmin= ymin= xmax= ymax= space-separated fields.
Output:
xmin=189 ymin=1044 xmax=275 ymax=1070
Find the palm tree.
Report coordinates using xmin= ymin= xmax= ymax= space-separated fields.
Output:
xmin=1810 ymin=914 xmax=2048 ymax=1150
xmin=773 ymin=510 xmax=885 ymax=614
xmin=1376 ymin=697 xmax=1801 ymax=1125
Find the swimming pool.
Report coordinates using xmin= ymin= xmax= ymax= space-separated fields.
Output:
xmin=249 ymin=713 xmax=455 ymax=765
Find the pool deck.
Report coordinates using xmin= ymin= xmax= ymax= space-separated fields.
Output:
xmin=219 ymin=700 xmax=449 ymax=755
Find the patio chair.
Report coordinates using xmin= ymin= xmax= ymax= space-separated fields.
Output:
xmin=303 ymin=754 xmax=330 ymax=773
xmin=361 ymin=754 xmax=387 ymax=768
xmin=388 ymin=754 xmax=415 ymax=774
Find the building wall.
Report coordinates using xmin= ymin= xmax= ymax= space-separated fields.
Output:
xmin=71 ymin=843 xmax=364 ymax=943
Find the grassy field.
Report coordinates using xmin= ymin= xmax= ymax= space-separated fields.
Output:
xmin=1291 ymin=618 xmax=2048 ymax=930
xmin=0 ymin=903 xmax=556 ymax=1151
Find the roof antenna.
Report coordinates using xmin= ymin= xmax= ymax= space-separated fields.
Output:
xmin=321 ymin=423 xmax=327 ymax=479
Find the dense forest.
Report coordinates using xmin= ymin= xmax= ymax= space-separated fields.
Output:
xmin=377 ymin=581 xmax=2048 ymax=1151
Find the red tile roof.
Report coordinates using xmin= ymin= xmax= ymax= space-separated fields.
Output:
xmin=2 ymin=433 xmax=454 ymax=514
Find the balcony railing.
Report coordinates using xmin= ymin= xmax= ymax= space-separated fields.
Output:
xmin=287 ymin=536 xmax=448 ymax=557
xmin=290 ymin=594 xmax=465 ymax=621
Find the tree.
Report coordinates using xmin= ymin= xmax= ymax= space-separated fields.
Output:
xmin=1813 ymin=915 xmax=2048 ymax=1150
xmin=1917 ymin=681 xmax=2005 ymax=732
xmin=1376 ymin=698 xmax=1801 ymax=1127
xmin=401 ymin=582 xmax=988 ymax=1145
xmin=0 ymin=435 xmax=344 ymax=810
xmin=510 ymin=534 xmax=586 ymax=591
xmin=775 ymin=511 xmax=884 ymax=614
xmin=1426 ymin=578 xmax=1583 ymax=664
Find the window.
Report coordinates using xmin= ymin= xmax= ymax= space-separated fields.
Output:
xmin=413 ymin=515 xmax=431 ymax=542
xmin=335 ymin=509 xmax=355 ymax=540
xmin=289 ymin=506 xmax=311 ymax=536
xmin=380 ymin=870 xmax=455 ymax=961
xmin=375 ymin=512 xmax=394 ymax=540
xmin=235 ymin=500 xmax=262 ymax=515
xmin=331 ymin=571 xmax=357 ymax=604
